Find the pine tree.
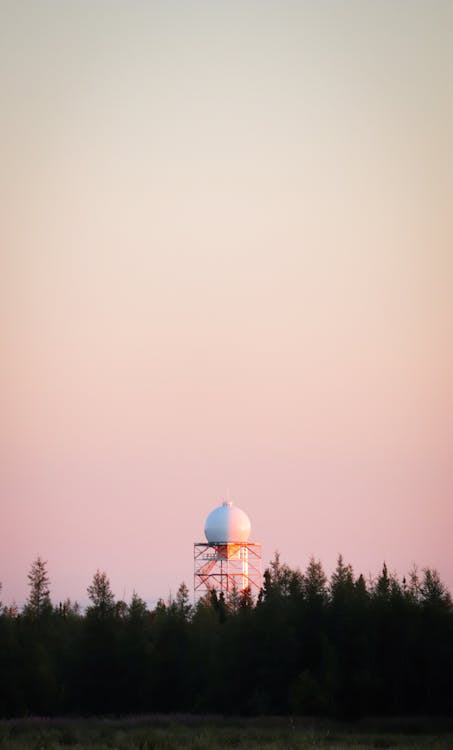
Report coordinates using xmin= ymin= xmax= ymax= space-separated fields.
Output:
xmin=268 ymin=550 xmax=300 ymax=597
xmin=406 ymin=565 xmax=421 ymax=604
xmin=374 ymin=562 xmax=390 ymax=601
xmin=354 ymin=573 xmax=369 ymax=603
xmin=303 ymin=557 xmax=327 ymax=602
xmin=330 ymin=554 xmax=354 ymax=604
xmin=86 ymin=570 xmax=115 ymax=618
xmin=420 ymin=568 xmax=452 ymax=610
xmin=175 ymin=581 xmax=192 ymax=620
xmin=25 ymin=557 xmax=52 ymax=617
xmin=128 ymin=591 xmax=148 ymax=621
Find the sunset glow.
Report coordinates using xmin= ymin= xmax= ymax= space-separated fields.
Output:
xmin=1 ymin=1 xmax=452 ymax=607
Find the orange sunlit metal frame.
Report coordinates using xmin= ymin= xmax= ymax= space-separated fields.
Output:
xmin=194 ymin=542 xmax=262 ymax=600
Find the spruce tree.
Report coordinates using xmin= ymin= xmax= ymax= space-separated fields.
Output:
xmin=25 ymin=557 xmax=52 ymax=617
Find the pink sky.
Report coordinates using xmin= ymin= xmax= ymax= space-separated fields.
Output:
xmin=1 ymin=1 xmax=452 ymax=606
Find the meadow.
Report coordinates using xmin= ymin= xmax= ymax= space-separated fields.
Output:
xmin=0 ymin=717 xmax=452 ymax=750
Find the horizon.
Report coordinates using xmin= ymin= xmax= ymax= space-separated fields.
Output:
xmin=2 ymin=540 xmax=451 ymax=612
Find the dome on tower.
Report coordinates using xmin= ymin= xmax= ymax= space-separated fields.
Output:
xmin=204 ymin=501 xmax=251 ymax=543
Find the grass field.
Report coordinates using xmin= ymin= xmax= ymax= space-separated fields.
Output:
xmin=0 ymin=717 xmax=452 ymax=750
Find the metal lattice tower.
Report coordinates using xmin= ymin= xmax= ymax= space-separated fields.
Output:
xmin=194 ymin=541 xmax=262 ymax=598
xmin=194 ymin=500 xmax=262 ymax=600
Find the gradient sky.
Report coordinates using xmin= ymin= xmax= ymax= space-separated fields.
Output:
xmin=1 ymin=0 xmax=452 ymax=607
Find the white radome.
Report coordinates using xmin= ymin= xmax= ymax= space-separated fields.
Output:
xmin=204 ymin=501 xmax=251 ymax=543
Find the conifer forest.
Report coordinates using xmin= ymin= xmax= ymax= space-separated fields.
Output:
xmin=1 ymin=554 xmax=452 ymax=719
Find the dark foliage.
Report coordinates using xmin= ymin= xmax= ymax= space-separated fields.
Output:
xmin=0 ymin=555 xmax=452 ymax=718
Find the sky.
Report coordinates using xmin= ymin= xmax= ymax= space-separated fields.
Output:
xmin=1 ymin=0 xmax=452 ymax=607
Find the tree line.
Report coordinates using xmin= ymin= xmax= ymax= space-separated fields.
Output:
xmin=0 ymin=554 xmax=452 ymax=718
